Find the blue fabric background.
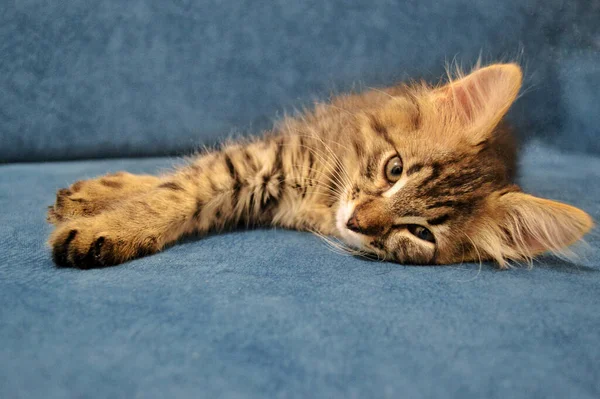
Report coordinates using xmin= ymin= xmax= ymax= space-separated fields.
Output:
xmin=1 ymin=1 xmax=599 ymax=398
xmin=1 ymin=0 xmax=599 ymax=162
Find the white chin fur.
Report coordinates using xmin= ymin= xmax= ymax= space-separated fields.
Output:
xmin=335 ymin=200 xmax=364 ymax=249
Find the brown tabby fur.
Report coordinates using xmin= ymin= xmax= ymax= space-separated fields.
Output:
xmin=47 ymin=63 xmax=593 ymax=269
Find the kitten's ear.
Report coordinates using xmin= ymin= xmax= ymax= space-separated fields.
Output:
xmin=480 ymin=192 xmax=593 ymax=265
xmin=433 ymin=63 xmax=522 ymax=138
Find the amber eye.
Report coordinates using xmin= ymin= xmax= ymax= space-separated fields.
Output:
xmin=408 ymin=225 xmax=435 ymax=243
xmin=384 ymin=156 xmax=403 ymax=183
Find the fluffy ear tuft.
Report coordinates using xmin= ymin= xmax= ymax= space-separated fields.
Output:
xmin=475 ymin=192 xmax=593 ymax=267
xmin=433 ymin=63 xmax=523 ymax=140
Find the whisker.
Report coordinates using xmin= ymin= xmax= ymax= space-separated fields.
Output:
xmin=284 ymin=122 xmax=355 ymax=189
xmin=365 ymin=86 xmax=394 ymax=99
xmin=281 ymin=141 xmax=351 ymax=195
xmin=310 ymin=229 xmax=376 ymax=261
xmin=306 ymin=142 xmax=353 ymax=193
xmin=287 ymin=165 xmax=347 ymax=196
xmin=450 ymin=229 xmax=484 ymax=282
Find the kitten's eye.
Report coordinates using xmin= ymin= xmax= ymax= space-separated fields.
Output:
xmin=408 ymin=225 xmax=435 ymax=243
xmin=385 ymin=156 xmax=403 ymax=183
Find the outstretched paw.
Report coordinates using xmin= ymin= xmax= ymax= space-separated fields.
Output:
xmin=49 ymin=217 xmax=159 ymax=269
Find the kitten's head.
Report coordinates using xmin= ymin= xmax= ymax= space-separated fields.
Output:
xmin=337 ymin=63 xmax=593 ymax=267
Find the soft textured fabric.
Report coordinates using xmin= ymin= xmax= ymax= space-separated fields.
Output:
xmin=2 ymin=0 xmax=599 ymax=162
xmin=1 ymin=142 xmax=599 ymax=398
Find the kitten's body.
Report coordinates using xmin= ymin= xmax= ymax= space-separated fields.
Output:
xmin=47 ymin=64 xmax=592 ymax=269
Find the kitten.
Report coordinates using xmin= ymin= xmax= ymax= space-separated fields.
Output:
xmin=47 ymin=63 xmax=593 ymax=269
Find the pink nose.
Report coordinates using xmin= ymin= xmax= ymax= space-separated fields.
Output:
xmin=346 ymin=214 xmax=361 ymax=233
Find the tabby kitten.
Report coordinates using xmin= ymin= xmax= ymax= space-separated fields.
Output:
xmin=47 ymin=63 xmax=593 ymax=269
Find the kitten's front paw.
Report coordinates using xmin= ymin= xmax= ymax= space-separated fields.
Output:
xmin=49 ymin=219 xmax=158 ymax=269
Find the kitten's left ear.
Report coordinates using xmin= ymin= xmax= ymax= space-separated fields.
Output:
xmin=480 ymin=191 xmax=593 ymax=265
xmin=433 ymin=63 xmax=522 ymax=138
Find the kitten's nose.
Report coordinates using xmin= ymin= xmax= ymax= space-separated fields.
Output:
xmin=346 ymin=214 xmax=361 ymax=233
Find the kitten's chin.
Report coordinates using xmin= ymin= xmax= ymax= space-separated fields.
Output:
xmin=335 ymin=200 xmax=365 ymax=250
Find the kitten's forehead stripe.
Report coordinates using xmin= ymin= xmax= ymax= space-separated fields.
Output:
xmin=369 ymin=116 xmax=396 ymax=148
xmin=426 ymin=200 xmax=461 ymax=209
xmin=370 ymin=117 xmax=388 ymax=135
xmin=419 ymin=162 xmax=444 ymax=187
xmin=406 ymin=163 xmax=424 ymax=176
xmin=427 ymin=214 xmax=450 ymax=226
xmin=352 ymin=138 xmax=365 ymax=157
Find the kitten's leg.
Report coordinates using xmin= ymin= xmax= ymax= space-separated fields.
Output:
xmin=48 ymin=144 xmax=282 ymax=268
xmin=48 ymin=136 xmax=338 ymax=268
xmin=47 ymin=172 xmax=161 ymax=224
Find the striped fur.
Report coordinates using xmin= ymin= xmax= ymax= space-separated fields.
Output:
xmin=47 ymin=63 xmax=593 ymax=268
